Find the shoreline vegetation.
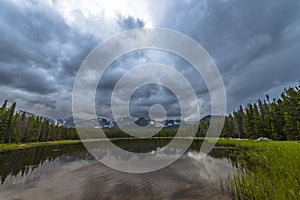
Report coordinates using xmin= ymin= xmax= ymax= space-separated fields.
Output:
xmin=0 ymin=136 xmax=208 ymax=151
xmin=0 ymin=136 xmax=211 ymax=151
xmin=0 ymin=136 xmax=298 ymax=151
xmin=219 ymin=139 xmax=300 ymax=200
xmin=0 ymin=139 xmax=83 ymax=151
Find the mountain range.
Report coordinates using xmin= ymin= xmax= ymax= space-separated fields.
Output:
xmin=54 ymin=116 xmax=192 ymax=129
xmin=17 ymin=110 xmax=212 ymax=129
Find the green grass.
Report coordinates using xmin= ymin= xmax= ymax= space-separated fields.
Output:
xmin=217 ymin=139 xmax=300 ymax=200
xmin=0 ymin=136 xmax=204 ymax=151
xmin=0 ymin=140 xmax=83 ymax=151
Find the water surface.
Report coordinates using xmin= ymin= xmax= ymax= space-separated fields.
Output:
xmin=0 ymin=139 xmax=238 ymax=200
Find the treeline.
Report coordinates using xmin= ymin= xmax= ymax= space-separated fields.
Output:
xmin=0 ymin=101 xmax=79 ymax=144
xmin=1 ymin=83 xmax=299 ymax=144
xmin=198 ymin=83 xmax=300 ymax=140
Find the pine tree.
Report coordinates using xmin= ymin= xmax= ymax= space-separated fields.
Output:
xmin=262 ymin=100 xmax=272 ymax=138
xmin=281 ymin=87 xmax=299 ymax=140
xmin=222 ymin=114 xmax=235 ymax=138
xmin=6 ymin=102 xmax=16 ymax=143
xmin=11 ymin=113 xmax=20 ymax=143
xmin=0 ymin=100 xmax=8 ymax=143
xmin=252 ymin=103 xmax=264 ymax=138
xmin=244 ymin=104 xmax=255 ymax=139
xmin=270 ymin=99 xmax=285 ymax=140
xmin=283 ymin=112 xmax=298 ymax=140
xmin=233 ymin=106 xmax=245 ymax=138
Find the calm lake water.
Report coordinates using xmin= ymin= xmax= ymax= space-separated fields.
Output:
xmin=0 ymin=139 xmax=240 ymax=200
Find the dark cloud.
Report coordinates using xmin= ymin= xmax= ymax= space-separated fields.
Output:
xmin=128 ymin=84 xmax=180 ymax=118
xmin=1 ymin=0 xmax=299 ymax=119
xmin=0 ymin=0 xmax=97 ymax=92
xmin=0 ymin=62 xmax=56 ymax=94
xmin=0 ymin=1 xmax=69 ymax=63
xmin=0 ymin=0 xmax=145 ymax=118
xmin=94 ymin=49 xmax=208 ymax=119
xmin=153 ymin=0 xmax=300 ymax=112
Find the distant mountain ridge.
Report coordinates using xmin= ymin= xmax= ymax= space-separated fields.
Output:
xmin=17 ymin=110 xmax=214 ymax=129
xmin=54 ymin=115 xmax=219 ymax=129
xmin=56 ymin=116 xmax=193 ymax=129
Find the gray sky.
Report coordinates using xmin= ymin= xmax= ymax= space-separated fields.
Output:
xmin=0 ymin=0 xmax=300 ymax=119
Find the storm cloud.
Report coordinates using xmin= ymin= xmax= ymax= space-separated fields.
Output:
xmin=0 ymin=0 xmax=299 ymax=120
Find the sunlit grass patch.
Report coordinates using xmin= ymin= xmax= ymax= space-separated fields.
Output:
xmin=0 ymin=140 xmax=83 ymax=151
xmin=218 ymin=139 xmax=300 ymax=200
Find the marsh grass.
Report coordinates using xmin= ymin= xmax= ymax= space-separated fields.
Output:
xmin=218 ymin=139 xmax=300 ymax=200
xmin=0 ymin=136 xmax=201 ymax=151
xmin=0 ymin=140 xmax=83 ymax=151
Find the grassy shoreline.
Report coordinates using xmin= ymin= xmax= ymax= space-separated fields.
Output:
xmin=0 ymin=137 xmax=298 ymax=150
xmin=0 ymin=140 xmax=84 ymax=151
xmin=0 ymin=137 xmax=203 ymax=151
xmin=217 ymin=139 xmax=300 ymax=200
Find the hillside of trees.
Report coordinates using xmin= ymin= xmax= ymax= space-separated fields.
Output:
xmin=0 ymin=101 xmax=78 ymax=144
xmin=197 ymin=83 xmax=300 ymax=140
xmin=0 ymin=83 xmax=299 ymax=144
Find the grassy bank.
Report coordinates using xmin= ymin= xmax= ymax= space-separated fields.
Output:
xmin=217 ymin=139 xmax=300 ymax=200
xmin=0 ymin=140 xmax=83 ymax=151
xmin=0 ymin=137 xmax=204 ymax=151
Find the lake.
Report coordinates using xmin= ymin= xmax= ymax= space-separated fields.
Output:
xmin=0 ymin=139 xmax=240 ymax=200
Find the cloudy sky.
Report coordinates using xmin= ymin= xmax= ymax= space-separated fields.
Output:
xmin=1 ymin=0 xmax=300 ymax=120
